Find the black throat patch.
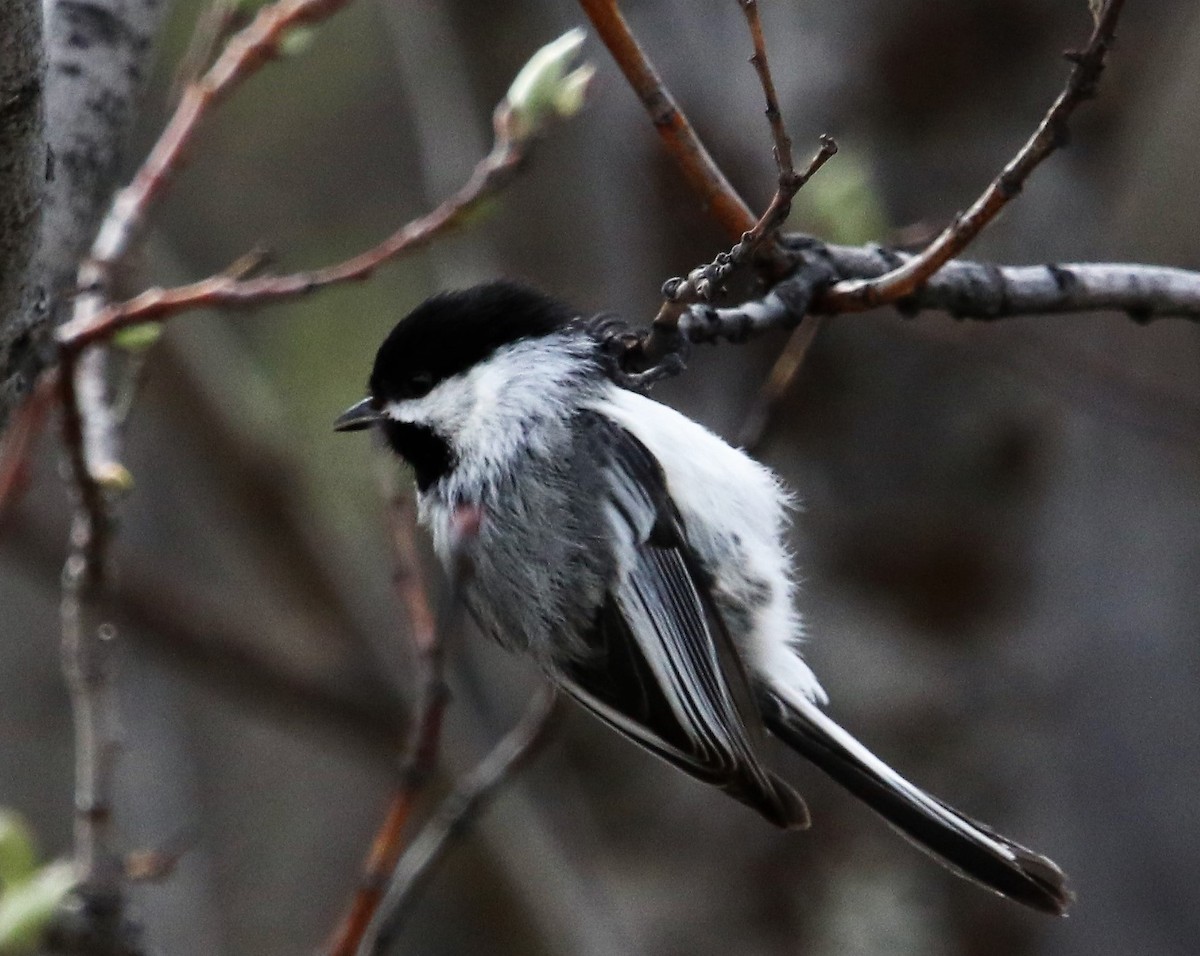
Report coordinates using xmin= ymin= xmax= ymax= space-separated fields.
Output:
xmin=381 ymin=420 xmax=454 ymax=491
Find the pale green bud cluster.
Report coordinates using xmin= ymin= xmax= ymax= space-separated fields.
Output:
xmin=504 ymin=28 xmax=595 ymax=139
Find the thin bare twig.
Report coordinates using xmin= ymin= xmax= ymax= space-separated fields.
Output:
xmin=736 ymin=317 xmax=825 ymax=450
xmin=740 ymin=0 xmax=791 ymax=176
xmin=58 ymin=103 xmax=537 ymax=350
xmin=577 ymin=0 xmax=755 ymax=240
xmin=361 ymin=687 xmax=562 ymax=956
xmin=821 ymin=0 xmax=1126 ymax=311
xmin=60 ymin=0 xmax=362 ymax=487
xmin=603 ymin=0 xmax=835 ymax=376
xmin=0 ymin=369 xmax=56 ymax=526
xmin=92 ymin=0 xmax=357 ymax=285
xmin=325 ymin=504 xmax=481 ymax=956
xmin=47 ymin=6 xmax=365 ymax=947
xmin=169 ymin=0 xmax=246 ymax=106
xmin=57 ymin=349 xmax=122 ymax=902
xmin=729 ymin=0 xmax=843 ymax=452
xmin=733 ymin=0 xmax=839 ymax=260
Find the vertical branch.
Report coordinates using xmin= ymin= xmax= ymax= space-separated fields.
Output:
xmin=619 ymin=0 xmax=835 ymax=377
xmin=54 ymin=347 xmax=134 ymax=954
xmin=324 ymin=496 xmax=479 ymax=956
xmin=740 ymin=0 xmax=795 ymax=185
xmin=361 ymin=687 xmax=562 ymax=956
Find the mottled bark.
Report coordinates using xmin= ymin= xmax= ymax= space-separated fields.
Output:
xmin=0 ymin=0 xmax=45 ymax=426
xmin=0 ymin=0 xmax=173 ymax=431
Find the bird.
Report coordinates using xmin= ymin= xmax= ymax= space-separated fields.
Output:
xmin=334 ymin=279 xmax=1071 ymax=915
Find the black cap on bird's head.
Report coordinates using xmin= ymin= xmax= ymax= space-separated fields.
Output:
xmin=334 ymin=281 xmax=577 ymax=432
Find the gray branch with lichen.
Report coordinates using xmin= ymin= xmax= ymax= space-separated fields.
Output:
xmin=677 ymin=238 xmax=1200 ymax=348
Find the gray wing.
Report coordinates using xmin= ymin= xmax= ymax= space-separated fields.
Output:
xmin=559 ymin=411 xmax=808 ymax=829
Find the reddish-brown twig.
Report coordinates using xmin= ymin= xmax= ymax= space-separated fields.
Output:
xmin=578 ymin=0 xmax=755 ymax=241
xmin=93 ymin=0 xmax=357 ymax=281
xmin=595 ymin=0 xmax=835 ymax=372
xmin=0 ymin=370 xmax=57 ymax=526
xmin=324 ymin=503 xmax=479 ymax=956
xmin=740 ymin=0 xmax=792 ymax=181
xmin=820 ymin=0 xmax=1126 ymax=312
xmin=735 ymin=0 xmax=837 ymax=263
xmin=58 ymin=107 xmax=532 ymax=350
xmin=360 ymin=686 xmax=562 ymax=956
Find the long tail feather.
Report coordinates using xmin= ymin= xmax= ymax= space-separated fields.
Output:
xmin=763 ymin=693 xmax=1072 ymax=915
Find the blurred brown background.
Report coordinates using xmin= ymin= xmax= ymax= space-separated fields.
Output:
xmin=3 ymin=1 xmax=1199 ymax=954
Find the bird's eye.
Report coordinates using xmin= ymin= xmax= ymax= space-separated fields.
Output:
xmin=407 ymin=372 xmax=435 ymax=398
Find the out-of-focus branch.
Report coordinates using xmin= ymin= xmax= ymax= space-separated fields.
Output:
xmin=736 ymin=318 xmax=825 ymax=450
xmin=56 ymin=350 xmax=129 ymax=956
xmin=361 ymin=687 xmax=563 ymax=956
xmin=46 ymin=6 xmax=360 ymax=952
xmin=0 ymin=0 xmax=44 ymax=431
xmin=85 ymin=0 xmax=359 ymax=303
xmin=0 ymin=370 xmax=55 ymax=526
xmin=63 ymin=0 xmax=362 ymax=487
xmin=325 ymin=505 xmax=481 ymax=956
xmin=577 ymin=0 xmax=755 ymax=240
xmin=821 ymin=0 xmax=1126 ymax=311
xmin=58 ymin=104 xmax=552 ymax=350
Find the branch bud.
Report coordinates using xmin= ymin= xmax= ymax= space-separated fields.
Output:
xmin=504 ymin=28 xmax=592 ymax=139
xmin=553 ymin=62 xmax=596 ymax=120
xmin=93 ymin=461 xmax=135 ymax=494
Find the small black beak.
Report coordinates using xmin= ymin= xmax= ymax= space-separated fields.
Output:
xmin=334 ymin=397 xmax=382 ymax=432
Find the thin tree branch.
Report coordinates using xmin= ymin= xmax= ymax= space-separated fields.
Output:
xmin=325 ymin=505 xmax=482 ymax=956
xmin=0 ymin=369 xmax=55 ymax=526
xmin=57 ymin=105 xmax=542 ymax=350
xmin=584 ymin=0 xmax=836 ymax=377
xmin=740 ymin=1 xmax=791 ymax=183
xmin=577 ymin=0 xmax=755 ymax=239
xmin=57 ymin=350 xmax=123 ymax=927
xmin=736 ymin=318 xmax=825 ymax=450
xmin=735 ymin=0 xmax=840 ymax=258
xmin=88 ymin=0 xmax=359 ymax=288
xmin=361 ymin=687 xmax=563 ymax=956
xmin=680 ymin=245 xmax=1200 ymax=349
xmin=821 ymin=0 xmax=1126 ymax=311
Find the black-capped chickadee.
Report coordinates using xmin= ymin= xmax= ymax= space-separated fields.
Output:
xmin=335 ymin=281 xmax=1070 ymax=915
